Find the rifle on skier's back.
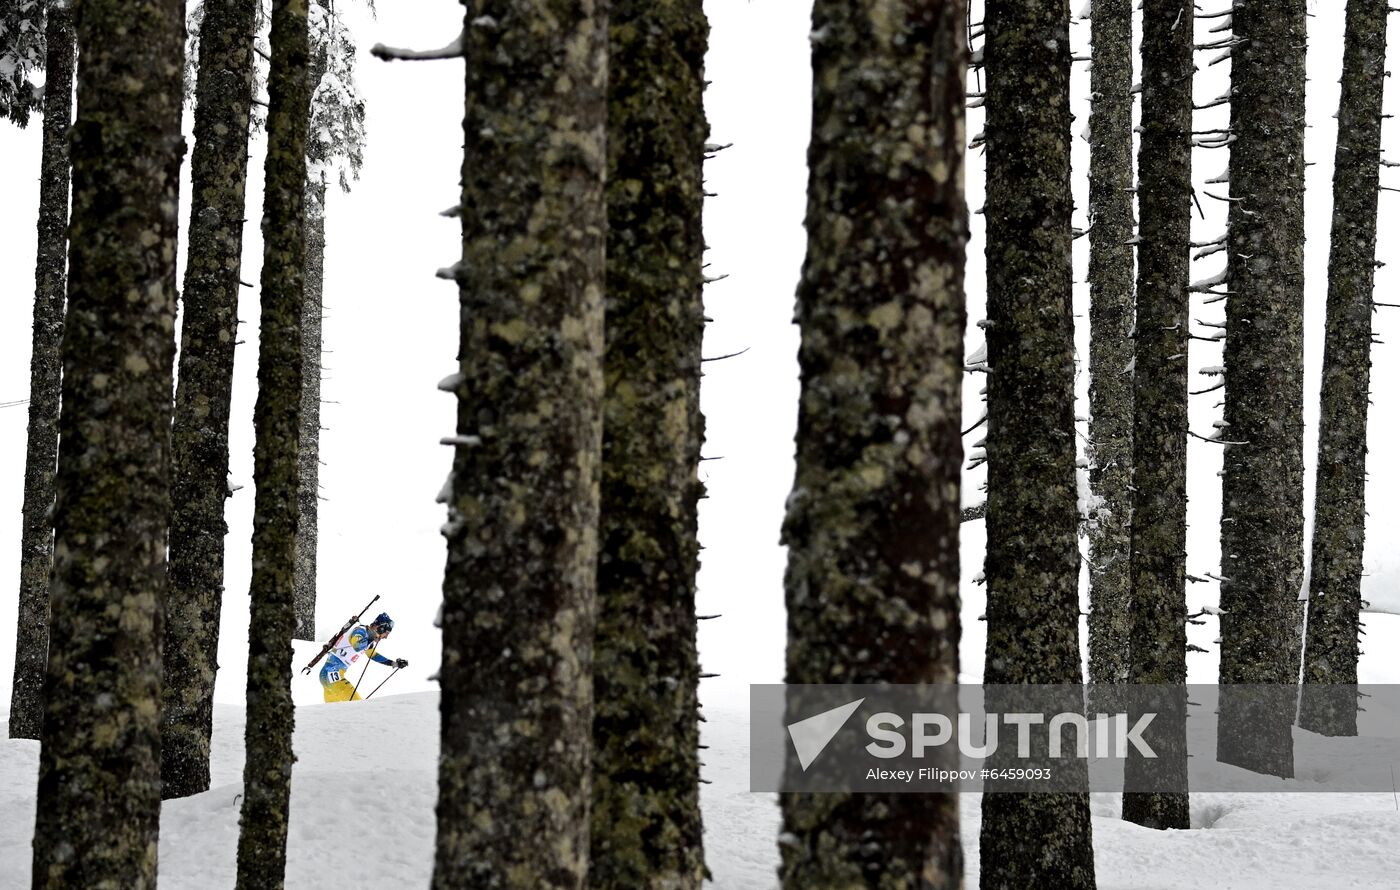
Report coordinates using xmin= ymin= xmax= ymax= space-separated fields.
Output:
xmin=301 ymin=594 xmax=380 ymax=675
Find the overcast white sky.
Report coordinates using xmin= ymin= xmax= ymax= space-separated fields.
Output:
xmin=1 ymin=0 xmax=1398 ymax=719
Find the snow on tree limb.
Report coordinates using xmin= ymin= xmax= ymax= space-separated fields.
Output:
xmin=369 ymin=32 xmax=463 ymax=62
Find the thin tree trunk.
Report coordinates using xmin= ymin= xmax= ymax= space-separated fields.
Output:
xmin=979 ymin=0 xmax=1096 ymax=887
xmin=1216 ymin=0 xmax=1307 ymax=778
xmin=293 ymin=36 xmax=330 ymax=644
xmin=1085 ymin=0 xmax=1135 ymax=689
xmin=28 ymin=0 xmax=185 ymax=881
xmin=162 ymin=0 xmax=259 ymax=799
xmin=1120 ymin=0 xmax=1193 ymax=831
xmin=778 ymin=2 xmax=966 ymax=887
xmin=294 ymin=178 xmax=326 ymax=642
xmin=9 ymin=0 xmax=74 ymax=742
xmin=235 ymin=0 xmax=311 ymax=883
xmin=1299 ymin=0 xmax=1387 ymax=738
xmin=432 ymin=1 xmax=606 ymax=886
xmin=589 ymin=2 xmax=707 ymax=887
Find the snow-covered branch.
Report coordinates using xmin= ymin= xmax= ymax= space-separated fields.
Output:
xmin=370 ymin=33 xmax=464 ymax=62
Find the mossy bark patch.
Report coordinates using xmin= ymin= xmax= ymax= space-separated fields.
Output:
xmin=1300 ymin=0 xmax=1387 ymax=737
xmin=979 ymin=0 xmax=1096 ymax=885
xmin=235 ymin=0 xmax=312 ymax=885
xmin=589 ymin=2 xmax=708 ymax=888
xmin=1120 ymin=0 xmax=1193 ymax=831
xmin=779 ymin=2 xmax=966 ymax=887
xmin=1217 ymin=0 xmax=1307 ymax=778
xmin=1084 ymin=0 xmax=1135 ymax=688
xmin=163 ymin=0 xmax=259 ymax=800
xmin=29 ymin=0 xmax=185 ymax=883
xmin=10 ymin=0 xmax=74 ymax=743
xmin=433 ymin=2 xmax=607 ymax=887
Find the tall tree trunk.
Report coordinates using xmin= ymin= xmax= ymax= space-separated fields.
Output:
xmin=28 ymin=0 xmax=185 ymax=881
xmin=589 ymin=2 xmax=708 ymax=887
xmin=1216 ymin=0 xmax=1307 ymax=778
xmin=294 ymin=177 xmax=326 ymax=642
xmin=432 ymin=1 xmax=606 ymax=886
xmin=1120 ymin=0 xmax=1193 ymax=831
xmin=778 ymin=2 xmax=966 ymax=887
xmin=1299 ymin=0 xmax=1387 ymax=738
xmin=979 ymin=0 xmax=1096 ymax=887
xmin=1084 ymin=0 xmax=1135 ymax=688
xmin=235 ymin=0 xmax=311 ymax=883
xmin=162 ymin=0 xmax=259 ymax=799
xmin=9 ymin=0 xmax=74 ymax=742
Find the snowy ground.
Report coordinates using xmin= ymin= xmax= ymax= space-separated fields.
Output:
xmin=3 ymin=689 xmax=1398 ymax=888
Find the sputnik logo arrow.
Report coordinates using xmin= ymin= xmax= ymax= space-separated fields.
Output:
xmin=787 ymin=698 xmax=865 ymax=771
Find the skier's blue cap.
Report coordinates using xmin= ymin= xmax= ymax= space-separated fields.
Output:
xmin=371 ymin=612 xmax=394 ymax=633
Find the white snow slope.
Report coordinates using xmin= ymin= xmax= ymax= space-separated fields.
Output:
xmin=3 ymin=691 xmax=1399 ymax=888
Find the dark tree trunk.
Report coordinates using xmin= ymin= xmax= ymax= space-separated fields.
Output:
xmin=1216 ymin=0 xmax=1307 ymax=778
xmin=294 ymin=178 xmax=326 ymax=642
xmin=589 ymin=2 xmax=708 ymax=888
xmin=1120 ymin=0 xmax=1193 ymax=831
xmin=978 ymin=0 xmax=1096 ymax=887
xmin=162 ymin=0 xmax=259 ymax=799
xmin=1299 ymin=0 xmax=1387 ymax=738
xmin=778 ymin=2 xmax=966 ymax=887
xmin=28 ymin=0 xmax=185 ymax=881
xmin=432 ymin=1 xmax=606 ymax=886
xmin=9 ymin=0 xmax=74 ymax=742
xmin=234 ymin=0 xmax=311 ymax=884
xmin=1084 ymin=0 xmax=1135 ymax=689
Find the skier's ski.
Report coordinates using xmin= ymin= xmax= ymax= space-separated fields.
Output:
xmin=300 ymin=594 xmax=381 ymax=675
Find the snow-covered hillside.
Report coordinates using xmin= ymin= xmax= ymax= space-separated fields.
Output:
xmin=3 ymin=691 xmax=1398 ymax=888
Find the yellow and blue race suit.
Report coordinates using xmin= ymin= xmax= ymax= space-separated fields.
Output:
xmin=319 ymin=625 xmax=394 ymax=702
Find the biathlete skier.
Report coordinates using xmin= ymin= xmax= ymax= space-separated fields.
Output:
xmin=319 ymin=612 xmax=408 ymax=702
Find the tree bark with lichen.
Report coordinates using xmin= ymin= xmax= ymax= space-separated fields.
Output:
xmin=432 ymin=2 xmax=606 ymax=887
xmin=1216 ymin=0 xmax=1306 ymax=779
xmin=162 ymin=0 xmax=259 ymax=799
xmin=978 ymin=0 xmax=1096 ymax=886
xmin=778 ymin=2 xmax=966 ymax=887
xmin=294 ymin=177 xmax=326 ymax=642
xmin=1299 ymin=0 xmax=1387 ymax=738
xmin=589 ymin=1 xmax=708 ymax=887
xmin=234 ymin=0 xmax=311 ymax=884
xmin=1120 ymin=0 xmax=1193 ymax=832
xmin=1084 ymin=0 xmax=1135 ymax=688
xmin=28 ymin=0 xmax=185 ymax=882
xmin=9 ymin=0 xmax=74 ymax=743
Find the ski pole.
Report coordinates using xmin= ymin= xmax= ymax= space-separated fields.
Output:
xmin=301 ymin=594 xmax=380 ymax=675
xmin=350 ymin=655 xmax=373 ymax=701
xmin=364 ymin=667 xmax=401 ymax=701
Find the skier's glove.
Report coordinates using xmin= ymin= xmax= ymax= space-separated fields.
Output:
xmin=394 ymin=658 xmax=409 ymax=669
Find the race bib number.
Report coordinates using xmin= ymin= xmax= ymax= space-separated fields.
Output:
xmin=326 ymin=670 xmax=341 ymax=684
